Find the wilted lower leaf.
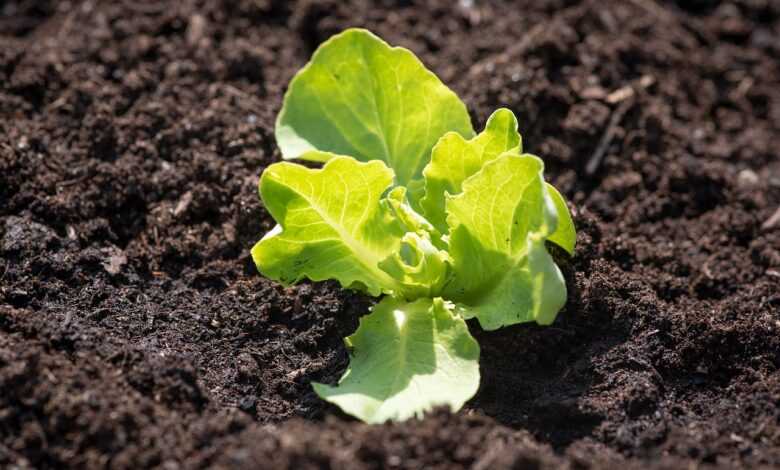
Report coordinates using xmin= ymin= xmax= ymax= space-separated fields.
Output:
xmin=313 ymin=297 xmax=480 ymax=424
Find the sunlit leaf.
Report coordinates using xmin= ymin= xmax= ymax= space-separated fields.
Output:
xmin=545 ymin=183 xmax=576 ymax=256
xmin=313 ymin=297 xmax=480 ymax=423
xmin=421 ymin=108 xmax=521 ymax=233
xmin=251 ymin=155 xmax=404 ymax=296
xmin=379 ymin=232 xmax=450 ymax=300
xmin=444 ymin=153 xmax=566 ymax=329
xmin=276 ymin=28 xmax=474 ymax=185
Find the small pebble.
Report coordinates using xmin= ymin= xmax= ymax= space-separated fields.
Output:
xmin=238 ymin=395 xmax=257 ymax=413
xmin=737 ymin=169 xmax=758 ymax=188
xmin=17 ymin=136 xmax=29 ymax=150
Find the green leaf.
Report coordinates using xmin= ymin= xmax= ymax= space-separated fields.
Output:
xmin=443 ymin=153 xmax=567 ymax=329
xmin=383 ymin=187 xmax=440 ymax=240
xmin=251 ymin=155 xmax=404 ymax=296
xmin=421 ymin=108 xmax=521 ymax=233
xmin=275 ymin=28 xmax=474 ymax=185
xmin=379 ymin=188 xmax=450 ymax=300
xmin=545 ymin=183 xmax=576 ymax=256
xmin=379 ymin=232 xmax=450 ymax=300
xmin=405 ymin=178 xmax=427 ymax=215
xmin=313 ymin=297 xmax=480 ymax=424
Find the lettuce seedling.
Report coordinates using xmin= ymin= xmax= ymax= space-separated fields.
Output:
xmin=252 ymin=29 xmax=576 ymax=424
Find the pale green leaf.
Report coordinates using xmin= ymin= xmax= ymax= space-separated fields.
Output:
xmin=313 ymin=297 xmax=480 ymax=423
xmin=405 ymin=178 xmax=427 ymax=214
xmin=379 ymin=188 xmax=450 ymax=299
xmin=455 ymin=239 xmax=567 ymax=328
xmin=443 ymin=153 xmax=566 ymax=329
xmin=275 ymin=28 xmax=474 ymax=185
xmin=379 ymin=232 xmax=450 ymax=300
xmin=545 ymin=183 xmax=576 ymax=256
xmin=383 ymin=187 xmax=440 ymax=239
xmin=251 ymin=155 xmax=404 ymax=296
xmin=421 ymin=108 xmax=521 ymax=233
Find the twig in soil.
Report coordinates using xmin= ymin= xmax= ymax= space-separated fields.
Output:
xmin=606 ymin=75 xmax=655 ymax=104
xmin=57 ymin=175 xmax=88 ymax=188
xmin=468 ymin=23 xmax=545 ymax=75
xmin=761 ymin=206 xmax=780 ymax=230
xmin=586 ymin=98 xmax=634 ymax=176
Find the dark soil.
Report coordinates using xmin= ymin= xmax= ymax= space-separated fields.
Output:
xmin=2 ymin=0 xmax=779 ymax=468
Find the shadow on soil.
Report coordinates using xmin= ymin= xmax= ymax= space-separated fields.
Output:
xmin=467 ymin=264 xmax=633 ymax=450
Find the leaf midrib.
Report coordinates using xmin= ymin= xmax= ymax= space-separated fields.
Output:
xmin=295 ymin=183 xmax=400 ymax=292
xmin=374 ymin=310 xmax=424 ymax=420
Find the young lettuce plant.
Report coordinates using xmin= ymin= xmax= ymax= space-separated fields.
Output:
xmin=252 ymin=29 xmax=576 ymax=424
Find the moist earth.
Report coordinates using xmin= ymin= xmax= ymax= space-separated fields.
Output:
xmin=1 ymin=0 xmax=780 ymax=468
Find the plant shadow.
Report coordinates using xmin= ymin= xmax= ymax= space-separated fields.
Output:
xmin=302 ymin=246 xmax=638 ymax=451
xmin=467 ymin=262 xmax=634 ymax=450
